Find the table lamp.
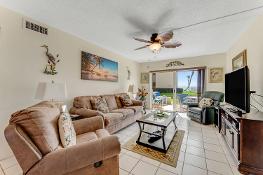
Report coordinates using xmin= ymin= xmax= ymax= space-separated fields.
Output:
xmin=35 ymin=81 xmax=67 ymax=111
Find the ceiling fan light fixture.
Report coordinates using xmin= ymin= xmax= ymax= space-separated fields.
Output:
xmin=149 ymin=42 xmax=161 ymax=53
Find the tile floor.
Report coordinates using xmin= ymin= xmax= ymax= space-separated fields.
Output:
xmin=0 ymin=113 xmax=242 ymax=175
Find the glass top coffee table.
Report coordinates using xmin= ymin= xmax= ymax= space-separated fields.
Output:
xmin=136 ymin=110 xmax=178 ymax=153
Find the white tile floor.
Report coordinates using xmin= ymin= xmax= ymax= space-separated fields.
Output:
xmin=0 ymin=113 xmax=243 ymax=175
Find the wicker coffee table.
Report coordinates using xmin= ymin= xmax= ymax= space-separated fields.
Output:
xmin=136 ymin=110 xmax=178 ymax=153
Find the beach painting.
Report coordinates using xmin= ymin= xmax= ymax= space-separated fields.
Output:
xmin=81 ymin=51 xmax=118 ymax=82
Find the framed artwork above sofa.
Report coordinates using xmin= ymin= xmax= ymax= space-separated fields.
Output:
xmin=81 ymin=51 xmax=118 ymax=82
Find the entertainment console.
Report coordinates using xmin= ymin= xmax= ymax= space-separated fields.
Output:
xmin=218 ymin=105 xmax=263 ymax=175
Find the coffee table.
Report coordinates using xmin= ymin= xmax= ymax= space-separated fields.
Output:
xmin=136 ymin=110 xmax=178 ymax=153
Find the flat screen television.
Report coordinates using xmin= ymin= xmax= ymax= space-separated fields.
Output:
xmin=225 ymin=66 xmax=250 ymax=113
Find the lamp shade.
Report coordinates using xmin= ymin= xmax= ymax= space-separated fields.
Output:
xmin=128 ymin=85 xmax=134 ymax=93
xmin=35 ymin=82 xmax=67 ymax=101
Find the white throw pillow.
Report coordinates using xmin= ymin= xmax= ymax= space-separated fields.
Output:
xmin=199 ymin=98 xmax=213 ymax=108
xmin=58 ymin=112 xmax=76 ymax=148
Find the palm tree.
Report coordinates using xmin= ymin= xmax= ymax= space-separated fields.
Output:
xmin=184 ymin=71 xmax=194 ymax=91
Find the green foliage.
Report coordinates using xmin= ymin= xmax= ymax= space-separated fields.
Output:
xmin=160 ymin=91 xmax=197 ymax=99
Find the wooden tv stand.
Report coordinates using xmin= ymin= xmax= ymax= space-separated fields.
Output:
xmin=218 ymin=105 xmax=263 ymax=175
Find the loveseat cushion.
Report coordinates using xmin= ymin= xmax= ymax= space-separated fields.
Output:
xmin=125 ymin=106 xmax=143 ymax=114
xmin=10 ymin=102 xmax=61 ymax=155
xmin=111 ymin=108 xmax=134 ymax=117
xmin=102 ymin=95 xmax=118 ymax=110
xmin=76 ymin=132 xmax=98 ymax=144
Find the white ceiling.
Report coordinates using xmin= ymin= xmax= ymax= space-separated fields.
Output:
xmin=1 ymin=0 xmax=263 ymax=62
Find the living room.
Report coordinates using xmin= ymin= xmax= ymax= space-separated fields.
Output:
xmin=1 ymin=1 xmax=263 ymax=175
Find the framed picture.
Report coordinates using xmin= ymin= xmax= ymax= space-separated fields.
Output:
xmin=141 ymin=73 xmax=149 ymax=84
xmin=232 ymin=50 xmax=247 ymax=71
xmin=209 ymin=67 xmax=224 ymax=83
xmin=81 ymin=51 xmax=118 ymax=82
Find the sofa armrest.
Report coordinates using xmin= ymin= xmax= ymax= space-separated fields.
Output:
xmin=72 ymin=116 xmax=104 ymax=135
xmin=70 ymin=107 xmax=103 ymax=118
xmin=70 ymin=107 xmax=109 ymax=128
xmin=131 ymin=100 xmax=143 ymax=106
xmin=29 ymin=135 xmax=120 ymax=174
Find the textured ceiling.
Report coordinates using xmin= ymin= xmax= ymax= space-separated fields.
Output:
xmin=1 ymin=0 xmax=263 ymax=62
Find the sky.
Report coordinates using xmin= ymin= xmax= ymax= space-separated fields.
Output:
xmin=101 ymin=58 xmax=118 ymax=74
xmin=177 ymin=71 xmax=198 ymax=88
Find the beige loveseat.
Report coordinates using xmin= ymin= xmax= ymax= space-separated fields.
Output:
xmin=5 ymin=101 xmax=120 ymax=175
xmin=70 ymin=93 xmax=143 ymax=134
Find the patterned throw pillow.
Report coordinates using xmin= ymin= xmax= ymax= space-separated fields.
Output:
xmin=120 ymin=94 xmax=133 ymax=106
xmin=58 ymin=112 xmax=76 ymax=148
xmin=95 ymin=97 xmax=110 ymax=113
xmin=199 ymin=98 xmax=213 ymax=108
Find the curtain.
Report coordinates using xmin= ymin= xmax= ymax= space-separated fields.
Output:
xmin=197 ymin=68 xmax=205 ymax=101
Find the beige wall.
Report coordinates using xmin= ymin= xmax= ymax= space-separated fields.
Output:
xmin=0 ymin=6 xmax=140 ymax=159
xmin=226 ymin=14 xmax=263 ymax=112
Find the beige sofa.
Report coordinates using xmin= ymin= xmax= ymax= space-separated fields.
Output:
xmin=5 ymin=101 xmax=120 ymax=175
xmin=70 ymin=93 xmax=143 ymax=134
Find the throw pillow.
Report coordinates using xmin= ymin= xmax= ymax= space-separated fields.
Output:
xmin=120 ymin=94 xmax=133 ymax=106
xmin=58 ymin=112 xmax=76 ymax=148
xmin=95 ymin=97 xmax=110 ymax=113
xmin=115 ymin=96 xmax=123 ymax=108
xmin=199 ymin=98 xmax=213 ymax=108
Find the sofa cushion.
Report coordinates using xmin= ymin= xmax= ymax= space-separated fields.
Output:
xmin=115 ymin=93 xmax=127 ymax=108
xmin=90 ymin=96 xmax=103 ymax=110
xmin=115 ymin=96 xmax=123 ymax=108
xmin=73 ymin=96 xmax=92 ymax=109
xmin=58 ymin=112 xmax=76 ymax=148
xmin=10 ymin=103 xmax=60 ymax=155
xmin=120 ymin=94 xmax=133 ymax=106
xmin=94 ymin=97 xmax=110 ymax=113
xmin=111 ymin=108 xmax=134 ymax=117
xmin=125 ymin=106 xmax=143 ymax=114
xmin=102 ymin=95 xmax=118 ymax=110
xmin=103 ymin=113 xmax=124 ymax=126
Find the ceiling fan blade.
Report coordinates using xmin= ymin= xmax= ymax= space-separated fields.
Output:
xmin=153 ymin=9 xmax=174 ymax=29
xmin=134 ymin=45 xmax=150 ymax=51
xmin=133 ymin=37 xmax=152 ymax=43
xmin=157 ymin=31 xmax=174 ymax=42
xmin=162 ymin=42 xmax=182 ymax=48
xmin=124 ymin=16 xmax=156 ymax=34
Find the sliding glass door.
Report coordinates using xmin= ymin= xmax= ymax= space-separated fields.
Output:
xmin=175 ymin=70 xmax=198 ymax=112
xmin=151 ymin=72 xmax=174 ymax=111
xmin=150 ymin=68 xmax=205 ymax=112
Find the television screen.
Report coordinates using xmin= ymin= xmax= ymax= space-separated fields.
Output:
xmin=225 ymin=66 xmax=250 ymax=113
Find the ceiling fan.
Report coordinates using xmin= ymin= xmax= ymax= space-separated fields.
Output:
xmin=133 ymin=31 xmax=182 ymax=53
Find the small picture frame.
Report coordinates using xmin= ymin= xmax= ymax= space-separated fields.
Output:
xmin=209 ymin=67 xmax=224 ymax=83
xmin=232 ymin=50 xmax=247 ymax=71
xmin=141 ymin=73 xmax=149 ymax=84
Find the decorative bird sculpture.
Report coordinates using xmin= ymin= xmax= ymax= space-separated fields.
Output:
xmin=41 ymin=45 xmax=60 ymax=75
